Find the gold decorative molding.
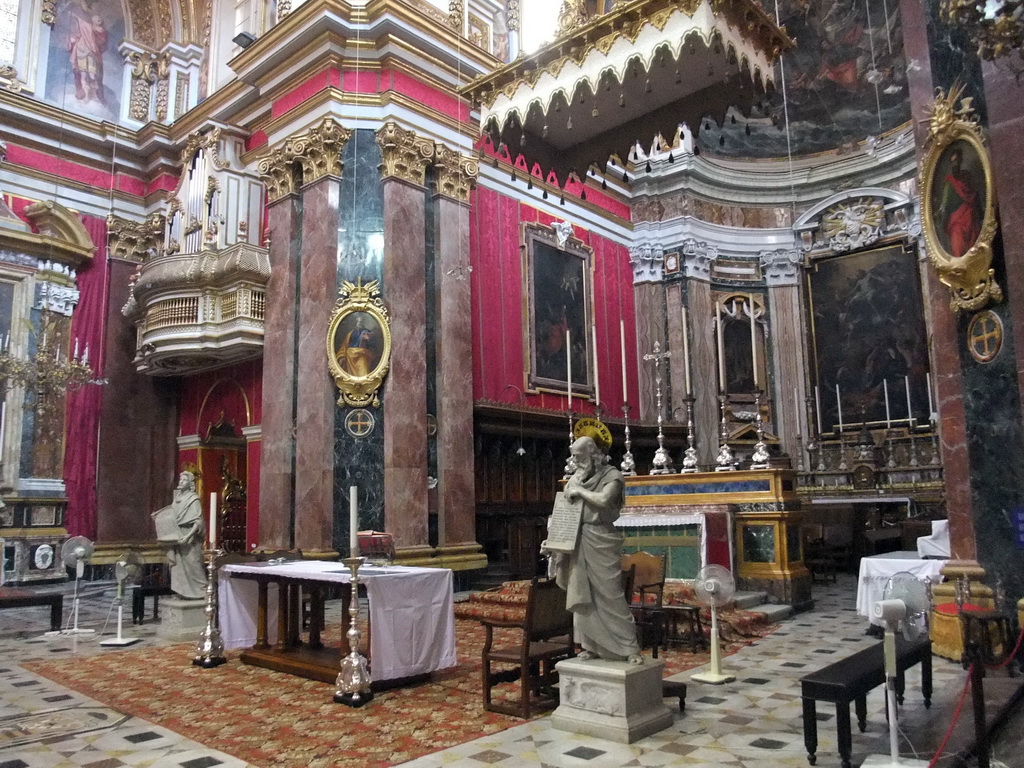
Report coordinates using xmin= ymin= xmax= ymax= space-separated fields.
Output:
xmin=107 ymin=213 xmax=166 ymax=262
xmin=0 ymin=66 xmax=23 ymax=93
xmin=22 ymin=201 xmax=95 ymax=265
xmin=433 ymin=144 xmax=478 ymax=202
xmin=256 ymin=118 xmax=353 ymax=203
xmin=375 ymin=121 xmax=435 ymax=186
xmin=327 ymin=278 xmax=392 ymax=408
xmin=448 ymin=0 xmax=464 ymax=29
xmin=557 ymin=0 xmax=590 ymax=36
xmin=181 ymin=126 xmax=229 ymax=169
xmin=41 ymin=0 xmax=55 ymax=25
xmin=919 ymin=83 xmax=1001 ymax=313
xmin=506 ymin=0 xmax=520 ymax=33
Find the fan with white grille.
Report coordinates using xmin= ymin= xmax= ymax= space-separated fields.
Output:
xmin=100 ymin=551 xmax=143 ymax=647
xmin=690 ymin=564 xmax=737 ymax=685
xmin=44 ymin=536 xmax=95 ymax=636
xmin=861 ymin=571 xmax=930 ymax=768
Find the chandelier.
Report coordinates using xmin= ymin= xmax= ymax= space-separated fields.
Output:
xmin=942 ymin=0 xmax=1024 ymax=59
xmin=0 ymin=313 xmax=106 ymax=417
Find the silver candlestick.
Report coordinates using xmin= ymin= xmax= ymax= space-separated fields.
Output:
xmin=334 ymin=557 xmax=373 ymax=707
xmin=750 ymin=391 xmax=771 ymax=469
xmin=193 ymin=548 xmax=226 ymax=668
xmin=907 ymin=427 xmax=919 ymax=467
xmin=620 ymin=404 xmax=636 ymax=476
xmin=643 ymin=341 xmax=673 ymax=475
xmin=930 ymin=420 xmax=941 ymax=465
xmin=681 ymin=396 xmax=698 ymax=473
xmin=837 ymin=429 xmax=848 ymax=471
xmin=795 ymin=433 xmax=804 ymax=472
xmin=715 ymin=394 xmax=736 ymax=471
xmin=563 ymin=405 xmax=576 ymax=479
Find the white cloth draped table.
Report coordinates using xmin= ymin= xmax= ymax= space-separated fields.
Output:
xmin=856 ymin=551 xmax=946 ymax=626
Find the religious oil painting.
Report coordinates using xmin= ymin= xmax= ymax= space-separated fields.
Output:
xmin=523 ymin=222 xmax=593 ymax=397
xmin=45 ymin=0 xmax=125 ymax=122
xmin=807 ymin=245 xmax=929 ymax=432
xmin=327 ymin=279 xmax=391 ymax=408
xmin=928 ymin=140 xmax=986 ymax=259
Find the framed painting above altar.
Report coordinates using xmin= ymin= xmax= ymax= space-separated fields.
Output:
xmin=522 ymin=222 xmax=594 ymax=397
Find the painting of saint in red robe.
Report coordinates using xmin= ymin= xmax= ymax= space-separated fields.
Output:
xmin=932 ymin=141 xmax=985 ymax=258
xmin=45 ymin=0 xmax=124 ymax=121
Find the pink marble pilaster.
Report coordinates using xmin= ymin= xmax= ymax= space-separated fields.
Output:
xmin=434 ymin=194 xmax=476 ymax=545
xmin=259 ymin=195 xmax=301 ymax=549
xmin=633 ymin=282 xmax=664 ymax=423
xmin=767 ymin=285 xmax=807 ymax=461
xmin=383 ymin=179 xmax=429 ymax=549
xmin=687 ymin=279 xmax=718 ymax=466
xmin=665 ymin=283 xmax=687 ymax=427
xmin=293 ymin=178 xmax=342 ymax=552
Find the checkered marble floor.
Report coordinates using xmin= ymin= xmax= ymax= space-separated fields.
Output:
xmin=0 ymin=575 xmax=1016 ymax=768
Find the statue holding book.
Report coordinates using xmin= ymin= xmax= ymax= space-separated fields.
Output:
xmin=152 ymin=470 xmax=206 ymax=600
xmin=542 ymin=436 xmax=642 ymax=664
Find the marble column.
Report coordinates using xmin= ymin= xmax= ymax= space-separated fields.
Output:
xmin=629 ymin=243 xmax=664 ymax=425
xmin=665 ymin=283 xmax=686 ymax=428
xmin=377 ymin=122 xmax=434 ymax=556
xmin=683 ymin=245 xmax=718 ymax=467
xmin=255 ymin=189 xmax=300 ymax=549
xmin=432 ymin=145 xmax=485 ymax=569
xmin=294 ymin=175 xmax=342 ymax=555
xmin=761 ymin=249 xmax=805 ymax=462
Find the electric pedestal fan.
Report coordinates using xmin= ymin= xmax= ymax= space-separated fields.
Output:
xmin=861 ymin=571 xmax=930 ymax=768
xmin=100 ymin=551 xmax=143 ymax=647
xmin=44 ymin=536 xmax=95 ymax=636
xmin=690 ymin=564 xmax=737 ymax=685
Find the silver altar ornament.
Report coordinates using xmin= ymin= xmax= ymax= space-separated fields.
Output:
xmin=334 ymin=557 xmax=374 ymax=707
xmin=193 ymin=548 xmax=227 ymax=668
xmin=749 ymin=391 xmax=771 ymax=469
xmin=715 ymin=394 xmax=736 ymax=471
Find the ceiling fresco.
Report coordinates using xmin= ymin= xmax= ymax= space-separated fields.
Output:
xmin=697 ymin=0 xmax=910 ymax=158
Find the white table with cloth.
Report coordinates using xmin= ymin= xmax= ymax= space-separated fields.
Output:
xmin=856 ymin=551 xmax=946 ymax=626
xmin=219 ymin=560 xmax=456 ymax=682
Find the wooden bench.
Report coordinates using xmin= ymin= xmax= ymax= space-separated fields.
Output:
xmin=800 ymin=637 xmax=932 ymax=768
xmin=131 ymin=584 xmax=174 ymax=624
xmin=0 ymin=588 xmax=64 ymax=631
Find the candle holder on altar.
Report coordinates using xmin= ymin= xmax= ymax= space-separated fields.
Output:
xmin=907 ymin=426 xmax=919 ymax=467
xmin=750 ymin=391 xmax=771 ymax=469
xmin=620 ymin=404 xmax=636 ymax=476
xmin=715 ymin=394 xmax=736 ymax=471
xmin=335 ymin=556 xmax=373 ymax=707
xmin=929 ymin=420 xmax=941 ymax=465
xmin=643 ymin=341 xmax=673 ymax=475
xmin=681 ymin=396 xmax=698 ymax=473
xmin=193 ymin=548 xmax=227 ymax=668
xmin=563 ymin=406 xmax=576 ymax=479
xmin=836 ymin=430 xmax=848 ymax=471
xmin=886 ymin=428 xmax=897 ymax=468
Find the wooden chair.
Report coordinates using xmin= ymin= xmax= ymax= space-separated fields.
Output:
xmin=621 ymin=551 xmax=667 ymax=659
xmin=481 ymin=577 xmax=575 ymax=718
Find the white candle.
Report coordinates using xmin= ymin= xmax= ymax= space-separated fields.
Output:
xmin=0 ymin=401 xmax=6 ymax=448
xmin=749 ymin=295 xmax=758 ymax=390
xmin=591 ymin=323 xmax=600 ymax=407
xmin=73 ymin=338 xmax=79 ymax=359
xmin=209 ymin=492 xmax=217 ymax=549
xmin=716 ymin=301 xmax=726 ymax=392
xmin=620 ymin=319 xmax=628 ymax=403
xmin=883 ymin=378 xmax=891 ymax=428
xmin=926 ymin=372 xmax=934 ymax=419
xmin=836 ymin=384 xmax=843 ymax=432
xmin=905 ymin=375 xmax=913 ymax=422
xmin=681 ymin=305 xmax=692 ymax=396
xmin=566 ymin=329 xmax=573 ymax=404
xmin=350 ymin=486 xmax=359 ymax=556
xmin=82 ymin=343 xmax=89 ymax=364
xmin=815 ymin=385 xmax=822 ymax=435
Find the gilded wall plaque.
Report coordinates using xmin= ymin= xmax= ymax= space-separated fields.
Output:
xmin=967 ymin=310 xmax=1003 ymax=363
xmin=327 ymin=279 xmax=391 ymax=408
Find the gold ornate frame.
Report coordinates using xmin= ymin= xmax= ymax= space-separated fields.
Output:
xmin=919 ymin=84 xmax=1001 ymax=312
xmin=522 ymin=221 xmax=594 ymax=397
xmin=326 ymin=279 xmax=392 ymax=408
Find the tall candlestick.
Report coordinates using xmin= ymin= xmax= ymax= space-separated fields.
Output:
xmin=349 ymin=486 xmax=359 ymax=556
xmin=716 ymin=301 xmax=726 ymax=392
xmin=883 ymin=378 xmax=891 ymax=428
xmin=620 ymin=319 xmax=628 ymax=402
xmin=793 ymin=387 xmax=800 ymax=434
xmin=815 ymin=385 xmax=822 ymax=435
xmin=681 ymin=305 xmax=692 ymax=396
xmin=926 ymin=372 xmax=934 ymax=419
xmin=566 ymin=329 xmax=573 ymax=404
xmin=836 ymin=384 xmax=843 ymax=432
xmin=73 ymin=338 xmax=79 ymax=360
xmin=209 ymin=492 xmax=217 ymax=549
xmin=749 ymin=295 xmax=758 ymax=390
xmin=905 ymin=375 xmax=913 ymax=422
xmin=591 ymin=323 xmax=600 ymax=407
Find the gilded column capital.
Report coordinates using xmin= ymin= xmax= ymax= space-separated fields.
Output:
xmin=257 ymin=148 xmax=300 ymax=203
xmin=290 ymin=117 xmax=352 ymax=186
xmin=433 ymin=144 xmax=478 ymax=203
xmin=375 ymin=122 xmax=435 ymax=187
xmin=107 ymin=213 xmax=166 ymax=262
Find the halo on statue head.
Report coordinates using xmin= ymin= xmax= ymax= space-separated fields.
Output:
xmin=573 ymin=417 xmax=613 ymax=454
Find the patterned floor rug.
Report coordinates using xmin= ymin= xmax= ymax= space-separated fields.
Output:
xmin=24 ymin=618 xmax=774 ymax=768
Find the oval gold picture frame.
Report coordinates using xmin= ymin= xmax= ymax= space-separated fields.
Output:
xmin=327 ymin=279 xmax=392 ymax=408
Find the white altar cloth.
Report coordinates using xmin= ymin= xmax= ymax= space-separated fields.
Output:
xmin=856 ymin=551 xmax=946 ymax=626
xmin=219 ymin=561 xmax=456 ymax=681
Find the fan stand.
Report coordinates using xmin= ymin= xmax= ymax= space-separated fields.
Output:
xmin=43 ymin=560 xmax=95 ymax=637
xmin=862 ymin=619 xmax=927 ymax=766
xmin=100 ymin=580 xmax=141 ymax=647
xmin=690 ymin=604 xmax=735 ymax=685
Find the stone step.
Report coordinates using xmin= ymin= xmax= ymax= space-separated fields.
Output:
xmin=732 ymin=590 xmax=768 ymax=610
xmin=750 ymin=602 xmax=795 ymax=623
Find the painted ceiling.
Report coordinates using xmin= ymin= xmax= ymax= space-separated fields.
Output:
xmin=697 ymin=0 xmax=910 ymax=158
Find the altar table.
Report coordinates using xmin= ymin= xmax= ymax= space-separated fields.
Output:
xmin=219 ymin=561 xmax=456 ymax=683
xmin=855 ymin=551 xmax=946 ymax=626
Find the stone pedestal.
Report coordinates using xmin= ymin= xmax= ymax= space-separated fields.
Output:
xmin=156 ymin=597 xmax=207 ymax=642
xmin=551 ymin=658 xmax=674 ymax=743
